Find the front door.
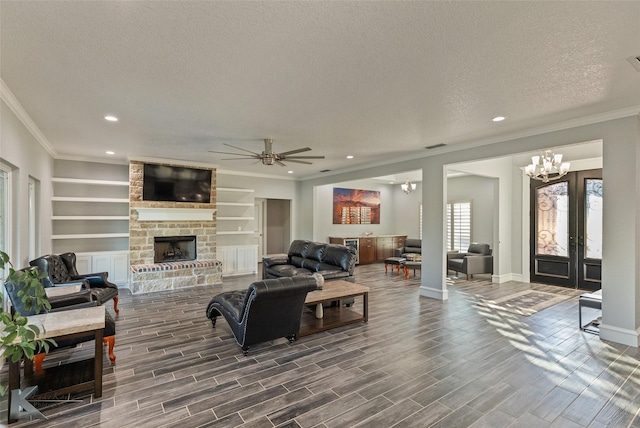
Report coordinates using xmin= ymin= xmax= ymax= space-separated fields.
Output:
xmin=530 ymin=169 xmax=602 ymax=290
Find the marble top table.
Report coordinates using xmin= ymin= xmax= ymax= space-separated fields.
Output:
xmin=8 ymin=305 xmax=106 ymax=421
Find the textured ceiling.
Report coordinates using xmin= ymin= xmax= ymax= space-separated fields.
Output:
xmin=1 ymin=1 xmax=639 ymax=178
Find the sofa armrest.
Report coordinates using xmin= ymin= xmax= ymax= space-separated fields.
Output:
xmin=447 ymin=252 xmax=465 ymax=261
xmin=394 ymin=247 xmax=404 ymax=257
xmin=463 ymin=255 xmax=493 ymax=275
xmin=262 ymin=254 xmax=289 ymax=268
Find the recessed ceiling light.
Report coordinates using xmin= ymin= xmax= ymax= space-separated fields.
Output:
xmin=389 ymin=181 xmax=395 ymax=184
xmin=287 ymin=170 xmax=293 ymax=174
xmin=105 ymin=151 xmax=115 ymax=155
xmin=104 ymin=115 xmax=118 ymax=122
xmin=492 ymin=116 xmax=506 ymax=122
xmin=346 ymin=155 xmax=354 ymax=159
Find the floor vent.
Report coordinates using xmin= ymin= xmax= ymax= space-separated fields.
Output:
xmin=425 ymin=143 xmax=447 ymax=149
xmin=628 ymin=56 xmax=640 ymax=72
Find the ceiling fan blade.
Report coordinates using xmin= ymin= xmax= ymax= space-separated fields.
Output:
xmin=209 ymin=150 xmax=255 ymax=157
xmin=282 ymin=155 xmax=325 ymax=159
xmin=220 ymin=156 xmax=260 ymax=161
xmin=278 ymin=147 xmax=312 ymax=156
xmin=284 ymin=159 xmax=313 ymax=165
xmin=223 ymin=143 xmax=261 ymax=156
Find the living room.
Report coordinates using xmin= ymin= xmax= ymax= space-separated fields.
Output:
xmin=2 ymin=1 xmax=640 ymax=426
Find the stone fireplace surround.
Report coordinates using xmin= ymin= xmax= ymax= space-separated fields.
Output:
xmin=129 ymin=161 xmax=222 ymax=294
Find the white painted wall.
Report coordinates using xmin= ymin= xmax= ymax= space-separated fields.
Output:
xmin=0 ymin=99 xmax=54 ymax=267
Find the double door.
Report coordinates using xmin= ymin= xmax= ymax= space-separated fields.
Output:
xmin=530 ymin=169 xmax=602 ymax=290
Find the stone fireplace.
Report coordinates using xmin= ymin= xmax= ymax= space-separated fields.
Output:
xmin=154 ymin=235 xmax=197 ymax=263
xmin=128 ymin=161 xmax=223 ymax=294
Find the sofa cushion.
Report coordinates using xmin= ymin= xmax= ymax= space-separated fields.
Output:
xmin=323 ymin=244 xmax=355 ymax=272
xmin=468 ymin=243 xmax=491 ymax=255
xmin=288 ymin=240 xmax=310 ymax=258
xmin=306 ymin=242 xmax=326 ymax=262
xmin=267 ymin=264 xmax=313 ymax=278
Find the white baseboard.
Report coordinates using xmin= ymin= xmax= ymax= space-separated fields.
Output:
xmin=599 ymin=324 xmax=640 ymax=347
xmin=420 ymin=285 xmax=448 ymax=301
xmin=492 ymin=272 xmax=522 ymax=283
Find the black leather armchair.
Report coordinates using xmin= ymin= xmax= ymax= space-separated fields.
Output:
xmin=4 ymin=267 xmax=116 ymax=370
xmin=447 ymin=243 xmax=494 ymax=280
xmin=206 ymin=276 xmax=320 ymax=356
xmin=30 ymin=252 xmax=119 ymax=313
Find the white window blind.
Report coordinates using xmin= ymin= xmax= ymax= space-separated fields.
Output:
xmin=447 ymin=201 xmax=471 ymax=251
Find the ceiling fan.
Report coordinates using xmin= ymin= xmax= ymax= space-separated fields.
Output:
xmin=209 ymin=139 xmax=325 ymax=166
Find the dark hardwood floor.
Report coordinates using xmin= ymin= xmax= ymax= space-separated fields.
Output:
xmin=5 ymin=264 xmax=636 ymax=428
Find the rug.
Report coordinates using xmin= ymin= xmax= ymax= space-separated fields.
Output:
xmin=474 ymin=289 xmax=573 ymax=316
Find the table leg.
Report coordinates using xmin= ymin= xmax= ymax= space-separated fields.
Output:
xmin=94 ymin=328 xmax=103 ymax=398
xmin=363 ymin=292 xmax=368 ymax=322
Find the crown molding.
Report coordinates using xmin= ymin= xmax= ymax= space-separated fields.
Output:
xmin=0 ymin=78 xmax=57 ymax=158
xmin=303 ymin=105 xmax=640 ymax=181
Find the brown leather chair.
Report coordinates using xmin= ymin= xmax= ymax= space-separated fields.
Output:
xmin=447 ymin=243 xmax=493 ymax=280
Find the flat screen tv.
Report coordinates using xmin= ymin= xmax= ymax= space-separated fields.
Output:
xmin=142 ymin=164 xmax=212 ymax=203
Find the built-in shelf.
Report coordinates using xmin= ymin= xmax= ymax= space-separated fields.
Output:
xmin=52 ymin=178 xmax=129 ymax=186
xmin=52 ymin=216 xmax=130 ymax=220
xmin=216 ymin=231 xmax=255 ymax=235
xmin=217 ymin=202 xmax=254 ymax=207
xmin=52 ymin=233 xmax=130 ymax=240
xmin=52 ymin=196 xmax=130 ymax=203
xmin=217 ymin=216 xmax=255 ymax=221
xmin=217 ymin=187 xmax=255 ymax=193
xmin=135 ymin=208 xmax=216 ymax=221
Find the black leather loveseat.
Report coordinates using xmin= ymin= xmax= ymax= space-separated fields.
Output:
xmin=262 ymin=240 xmax=357 ymax=282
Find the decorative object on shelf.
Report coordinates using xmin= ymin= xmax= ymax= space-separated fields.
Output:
xmin=209 ymin=138 xmax=324 ymax=166
xmin=401 ymin=179 xmax=417 ymax=194
xmin=525 ymin=150 xmax=570 ymax=183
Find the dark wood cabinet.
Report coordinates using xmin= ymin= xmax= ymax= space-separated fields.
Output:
xmin=329 ymin=235 xmax=407 ymax=264
xmin=359 ymin=238 xmax=376 ymax=264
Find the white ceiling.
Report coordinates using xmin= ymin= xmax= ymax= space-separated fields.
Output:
xmin=2 ymin=1 xmax=639 ymax=179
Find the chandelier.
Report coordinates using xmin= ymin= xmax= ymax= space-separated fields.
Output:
xmin=401 ymin=179 xmax=417 ymax=194
xmin=525 ymin=150 xmax=570 ymax=183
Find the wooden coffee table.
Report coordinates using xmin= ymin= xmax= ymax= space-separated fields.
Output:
xmin=298 ymin=280 xmax=369 ymax=338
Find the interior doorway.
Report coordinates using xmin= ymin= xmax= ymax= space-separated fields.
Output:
xmin=264 ymin=199 xmax=291 ymax=255
xmin=530 ymin=169 xmax=602 ymax=290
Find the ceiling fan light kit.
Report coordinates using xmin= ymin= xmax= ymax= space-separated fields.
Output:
xmin=209 ymin=138 xmax=325 ymax=167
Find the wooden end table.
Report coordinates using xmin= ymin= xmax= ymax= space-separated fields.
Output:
xmin=8 ymin=306 xmax=106 ymax=422
xmin=298 ymin=280 xmax=369 ymax=338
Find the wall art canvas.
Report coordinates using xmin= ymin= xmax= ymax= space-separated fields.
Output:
xmin=333 ymin=188 xmax=380 ymax=224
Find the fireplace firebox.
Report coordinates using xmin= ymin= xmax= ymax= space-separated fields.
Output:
xmin=154 ymin=235 xmax=197 ymax=263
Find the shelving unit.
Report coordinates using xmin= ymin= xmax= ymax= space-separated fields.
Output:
xmin=51 ymin=161 xmax=130 ymax=285
xmin=216 ymin=187 xmax=258 ymax=275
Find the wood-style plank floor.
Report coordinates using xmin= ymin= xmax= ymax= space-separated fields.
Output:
xmin=6 ymin=264 xmax=637 ymax=428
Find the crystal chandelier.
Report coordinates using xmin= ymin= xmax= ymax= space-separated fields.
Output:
xmin=401 ymin=178 xmax=417 ymax=194
xmin=525 ymin=150 xmax=570 ymax=183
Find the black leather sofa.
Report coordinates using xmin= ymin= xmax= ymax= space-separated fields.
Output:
xmin=206 ymin=276 xmax=320 ymax=355
xmin=262 ymin=240 xmax=357 ymax=282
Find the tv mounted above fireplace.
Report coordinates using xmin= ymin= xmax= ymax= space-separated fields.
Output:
xmin=143 ymin=164 xmax=212 ymax=203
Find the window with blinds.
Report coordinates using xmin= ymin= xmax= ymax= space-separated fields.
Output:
xmin=447 ymin=201 xmax=472 ymax=251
